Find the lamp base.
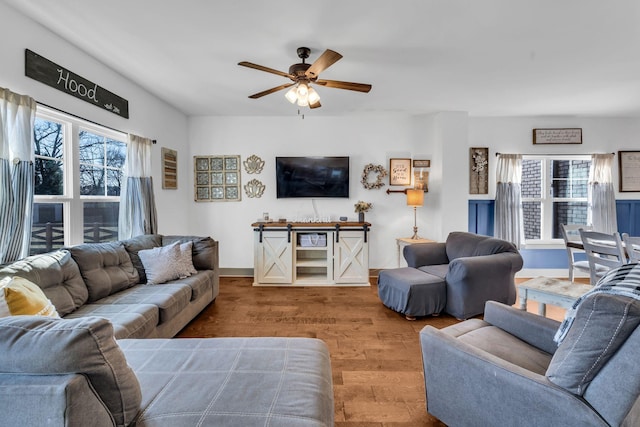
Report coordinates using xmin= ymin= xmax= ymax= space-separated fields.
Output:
xmin=410 ymin=226 xmax=421 ymax=240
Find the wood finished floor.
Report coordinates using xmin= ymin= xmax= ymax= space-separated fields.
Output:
xmin=177 ymin=276 xmax=570 ymax=426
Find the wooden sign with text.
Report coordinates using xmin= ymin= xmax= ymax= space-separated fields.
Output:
xmin=533 ymin=128 xmax=582 ymax=144
xmin=25 ymin=49 xmax=129 ymax=119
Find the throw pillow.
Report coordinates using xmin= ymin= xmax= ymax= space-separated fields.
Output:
xmin=177 ymin=241 xmax=198 ymax=278
xmin=0 ymin=316 xmax=141 ymax=426
xmin=0 ymin=276 xmax=59 ymax=318
xmin=138 ymin=242 xmax=183 ymax=284
xmin=546 ymin=293 xmax=640 ymax=395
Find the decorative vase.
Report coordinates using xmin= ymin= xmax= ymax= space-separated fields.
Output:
xmin=358 ymin=212 xmax=365 ymax=223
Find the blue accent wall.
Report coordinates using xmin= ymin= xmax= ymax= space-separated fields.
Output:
xmin=616 ymin=200 xmax=640 ymax=236
xmin=468 ymin=199 xmax=640 ymax=269
xmin=468 ymin=200 xmax=495 ymax=236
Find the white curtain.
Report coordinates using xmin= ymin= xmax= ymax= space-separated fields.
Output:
xmin=118 ymin=134 xmax=157 ymax=239
xmin=588 ymin=153 xmax=617 ymax=234
xmin=495 ymin=154 xmax=524 ymax=248
xmin=0 ymin=88 xmax=36 ymax=263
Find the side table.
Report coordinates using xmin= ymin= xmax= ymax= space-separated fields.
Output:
xmin=518 ymin=276 xmax=592 ymax=317
xmin=396 ymin=237 xmax=435 ymax=267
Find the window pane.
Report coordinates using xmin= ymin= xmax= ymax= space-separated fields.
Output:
xmin=34 ymin=118 xmax=64 ymax=196
xmin=553 ymin=202 xmax=588 ymax=239
xmin=34 ymin=118 xmax=64 ymax=158
xmin=107 ymin=169 xmax=123 ymax=196
xmin=106 ymin=139 xmax=126 ymax=168
xmin=522 ymin=159 xmax=542 ymax=198
xmin=35 ymin=158 xmax=63 ymax=195
xmin=30 ymin=203 xmax=64 ymax=255
xmin=79 ymin=130 xmax=106 ymax=166
xmin=523 ymin=201 xmax=541 ymax=240
xmin=551 ymin=160 xmax=589 ymax=198
xmin=84 ymin=202 xmax=119 ymax=243
xmin=80 ymin=165 xmax=105 ymax=195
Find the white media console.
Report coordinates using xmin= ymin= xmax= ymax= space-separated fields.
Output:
xmin=252 ymin=222 xmax=371 ymax=286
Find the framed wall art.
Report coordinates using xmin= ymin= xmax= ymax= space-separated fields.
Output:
xmin=619 ymin=151 xmax=640 ymax=192
xmin=389 ymin=158 xmax=411 ymax=186
xmin=469 ymin=147 xmax=489 ymax=194
xmin=161 ymin=147 xmax=177 ymax=189
xmin=412 ymin=159 xmax=430 ymax=192
xmin=533 ymin=128 xmax=582 ymax=144
xmin=194 ymin=155 xmax=241 ymax=202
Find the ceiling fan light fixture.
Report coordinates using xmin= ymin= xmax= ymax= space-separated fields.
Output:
xmin=285 ymin=86 xmax=298 ymax=104
xmin=296 ymin=96 xmax=309 ymax=107
xmin=307 ymin=87 xmax=320 ymax=105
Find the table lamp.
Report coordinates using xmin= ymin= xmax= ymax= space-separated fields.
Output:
xmin=406 ymin=189 xmax=424 ymax=239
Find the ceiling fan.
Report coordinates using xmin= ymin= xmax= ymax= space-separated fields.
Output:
xmin=238 ymin=47 xmax=372 ymax=109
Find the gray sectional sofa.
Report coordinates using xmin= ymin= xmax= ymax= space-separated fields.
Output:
xmin=0 ymin=234 xmax=335 ymax=426
xmin=0 ymin=234 xmax=220 ymax=338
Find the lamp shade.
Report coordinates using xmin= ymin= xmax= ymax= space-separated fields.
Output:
xmin=406 ymin=189 xmax=424 ymax=207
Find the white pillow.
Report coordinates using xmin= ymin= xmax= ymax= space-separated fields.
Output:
xmin=177 ymin=241 xmax=198 ymax=278
xmin=138 ymin=242 xmax=183 ymax=284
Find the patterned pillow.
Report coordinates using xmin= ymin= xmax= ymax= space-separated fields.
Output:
xmin=547 ymin=293 xmax=640 ymax=395
xmin=0 ymin=276 xmax=59 ymax=318
xmin=177 ymin=241 xmax=198 ymax=278
xmin=138 ymin=242 xmax=197 ymax=284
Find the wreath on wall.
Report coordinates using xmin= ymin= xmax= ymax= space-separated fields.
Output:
xmin=361 ymin=163 xmax=388 ymax=189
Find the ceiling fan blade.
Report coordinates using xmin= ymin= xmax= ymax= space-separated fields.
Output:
xmin=248 ymin=83 xmax=295 ymax=99
xmin=238 ymin=61 xmax=293 ymax=79
xmin=305 ymin=49 xmax=343 ymax=78
xmin=315 ymin=79 xmax=372 ymax=93
xmin=310 ymin=101 xmax=322 ymax=109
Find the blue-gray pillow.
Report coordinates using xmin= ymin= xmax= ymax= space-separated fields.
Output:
xmin=546 ymin=293 xmax=640 ymax=395
xmin=0 ymin=316 xmax=141 ymax=426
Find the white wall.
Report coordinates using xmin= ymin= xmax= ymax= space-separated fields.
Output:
xmin=187 ymin=114 xmax=449 ymax=270
xmin=469 ymin=116 xmax=640 ymax=201
xmin=0 ymin=2 xmax=191 ymax=234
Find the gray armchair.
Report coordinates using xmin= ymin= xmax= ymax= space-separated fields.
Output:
xmin=420 ymin=295 xmax=640 ymax=426
xmin=403 ymin=232 xmax=523 ymax=319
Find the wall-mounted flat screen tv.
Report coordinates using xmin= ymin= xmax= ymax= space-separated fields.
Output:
xmin=276 ymin=156 xmax=349 ymax=198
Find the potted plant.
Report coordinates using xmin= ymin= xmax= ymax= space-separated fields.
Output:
xmin=354 ymin=201 xmax=372 ymax=222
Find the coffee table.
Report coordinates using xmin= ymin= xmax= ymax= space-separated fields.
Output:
xmin=518 ymin=276 xmax=592 ymax=316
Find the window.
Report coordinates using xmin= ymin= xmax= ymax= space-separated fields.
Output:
xmin=31 ymin=107 xmax=126 ymax=255
xmin=521 ymin=156 xmax=590 ymax=243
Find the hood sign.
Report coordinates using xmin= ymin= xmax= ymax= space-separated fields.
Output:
xmin=24 ymin=49 xmax=129 ymax=119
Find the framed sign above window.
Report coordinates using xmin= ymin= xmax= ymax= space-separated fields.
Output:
xmin=533 ymin=128 xmax=582 ymax=144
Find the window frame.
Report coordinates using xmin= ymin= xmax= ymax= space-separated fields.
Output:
xmin=33 ymin=106 xmax=127 ymax=248
xmin=522 ymin=154 xmax=591 ymax=247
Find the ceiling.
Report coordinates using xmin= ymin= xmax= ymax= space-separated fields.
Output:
xmin=6 ymin=0 xmax=640 ymax=118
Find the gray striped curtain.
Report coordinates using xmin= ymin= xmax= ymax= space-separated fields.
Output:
xmin=0 ymin=88 xmax=36 ymax=263
xmin=118 ymin=134 xmax=157 ymax=239
xmin=588 ymin=153 xmax=617 ymax=234
xmin=495 ymin=154 xmax=524 ymax=249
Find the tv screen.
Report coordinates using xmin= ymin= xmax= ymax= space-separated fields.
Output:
xmin=276 ymin=156 xmax=349 ymax=198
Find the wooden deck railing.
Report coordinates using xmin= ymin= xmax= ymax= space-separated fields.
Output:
xmin=30 ymin=222 xmax=118 ymax=255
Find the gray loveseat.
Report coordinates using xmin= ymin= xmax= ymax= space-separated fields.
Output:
xmin=378 ymin=232 xmax=523 ymax=319
xmin=0 ymin=235 xmax=335 ymax=426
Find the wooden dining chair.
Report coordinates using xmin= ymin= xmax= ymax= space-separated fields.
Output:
xmin=622 ymin=233 xmax=640 ymax=263
xmin=560 ymin=224 xmax=592 ymax=282
xmin=579 ymin=229 xmax=627 ymax=285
